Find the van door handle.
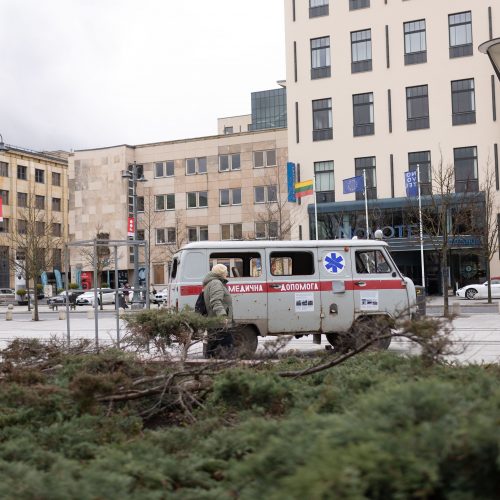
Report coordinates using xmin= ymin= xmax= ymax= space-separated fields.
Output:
xmin=270 ymin=284 xmax=282 ymax=289
xmin=354 ymin=281 xmax=366 ymax=287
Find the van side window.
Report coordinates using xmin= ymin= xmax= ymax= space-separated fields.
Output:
xmin=170 ymin=258 xmax=178 ymax=279
xmin=209 ymin=252 xmax=262 ymax=277
xmin=270 ymin=252 xmax=315 ymax=276
xmin=355 ymin=250 xmax=391 ymax=274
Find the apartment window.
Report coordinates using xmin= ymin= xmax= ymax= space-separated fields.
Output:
xmin=454 ymin=147 xmax=478 ymax=193
xmin=406 ymin=85 xmax=430 ymax=130
xmin=0 ymin=190 xmax=8 ymax=205
xmin=156 ymin=227 xmax=176 ymax=244
xmin=219 ymin=188 xmax=242 ymax=206
xmin=349 ymin=0 xmax=369 ymax=10
xmin=137 ymin=230 xmax=145 ymax=241
xmin=353 ymin=92 xmax=374 ymax=136
xmin=0 ymin=218 xmax=8 ymax=234
xmin=404 ymin=19 xmax=427 ymax=65
xmin=35 ymin=168 xmax=45 ymax=183
xmin=223 ymin=126 xmax=234 ymax=135
xmin=155 ymin=160 xmax=175 ymax=177
xmin=408 ymin=151 xmax=432 ymax=195
xmin=17 ymin=165 xmax=27 ymax=180
xmin=186 ymin=157 xmax=207 ymax=175
xmin=219 ymin=153 xmax=241 ymax=171
xmin=311 ymin=37 xmax=331 ymax=79
xmin=52 ymin=223 xmax=62 ymax=237
xmin=187 ymin=226 xmax=209 ymax=242
xmin=253 ymin=150 xmax=277 ymax=168
xmin=314 ymin=161 xmax=335 ymax=203
xmin=355 ymin=157 xmax=377 ymax=200
xmin=312 ymin=98 xmax=333 ymax=141
xmin=449 ymin=11 xmax=473 ymax=58
xmin=18 ymin=220 xmax=27 ymax=234
xmin=52 ymin=197 xmax=61 ymax=211
xmin=36 ymin=221 xmax=45 ymax=236
xmin=255 ymin=221 xmax=279 ymax=239
xmin=451 ymin=79 xmax=476 ymax=125
xmin=155 ymin=194 xmax=175 ymax=211
xmin=187 ymin=191 xmax=208 ymax=208
xmin=351 ymin=29 xmax=372 ymax=73
xmin=137 ymin=196 xmax=145 ymax=212
xmin=221 ymin=223 xmax=243 ymax=240
xmin=35 ymin=195 xmax=45 ymax=210
xmin=17 ymin=192 xmax=27 ymax=208
xmin=52 ymin=172 xmax=61 ymax=186
xmin=309 ymin=0 xmax=329 ymax=18
xmin=0 ymin=162 xmax=8 ymax=177
xmin=254 ymin=185 xmax=278 ymax=204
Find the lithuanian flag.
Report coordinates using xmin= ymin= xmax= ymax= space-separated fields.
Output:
xmin=294 ymin=179 xmax=314 ymax=198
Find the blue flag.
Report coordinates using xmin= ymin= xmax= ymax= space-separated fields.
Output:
xmin=343 ymin=175 xmax=364 ymax=194
xmin=404 ymin=170 xmax=418 ymax=197
xmin=287 ymin=162 xmax=297 ymax=202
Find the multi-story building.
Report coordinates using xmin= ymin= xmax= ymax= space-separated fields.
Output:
xmin=0 ymin=139 xmax=69 ymax=288
xmin=284 ymin=0 xmax=500 ymax=293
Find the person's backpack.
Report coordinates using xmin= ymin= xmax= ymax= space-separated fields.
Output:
xmin=195 ymin=290 xmax=208 ymax=316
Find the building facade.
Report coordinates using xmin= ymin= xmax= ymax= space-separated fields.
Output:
xmin=284 ymin=0 xmax=500 ymax=292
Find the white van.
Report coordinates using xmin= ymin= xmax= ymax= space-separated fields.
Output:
xmin=168 ymin=240 xmax=417 ymax=354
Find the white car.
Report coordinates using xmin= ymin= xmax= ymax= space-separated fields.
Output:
xmin=456 ymin=277 xmax=500 ymax=300
xmin=154 ymin=287 xmax=169 ymax=304
xmin=76 ymin=289 xmax=116 ymax=306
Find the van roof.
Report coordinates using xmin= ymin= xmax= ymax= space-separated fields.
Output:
xmin=180 ymin=239 xmax=388 ymax=251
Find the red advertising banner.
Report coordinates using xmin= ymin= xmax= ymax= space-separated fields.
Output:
xmin=127 ymin=217 xmax=134 ymax=237
xmin=0 ymin=195 xmax=3 ymax=222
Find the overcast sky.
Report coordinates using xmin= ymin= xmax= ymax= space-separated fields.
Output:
xmin=0 ymin=0 xmax=285 ymax=151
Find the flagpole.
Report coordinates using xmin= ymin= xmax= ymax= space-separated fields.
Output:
xmin=363 ymin=170 xmax=369 ymax=239
xmin=313 ymin=177 xmax=319 ymax=240
xmin=417 ymin=164 xmax=425 ymax=289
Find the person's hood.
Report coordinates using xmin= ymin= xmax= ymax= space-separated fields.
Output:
xmin=203 ymin=271 xmax=228 ymax=286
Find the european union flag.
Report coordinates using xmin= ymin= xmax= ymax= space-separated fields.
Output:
xmin=404 ymin=171 xmax=418 ymax=197
xmin=343 ymin=175 xmax=364 ymax=194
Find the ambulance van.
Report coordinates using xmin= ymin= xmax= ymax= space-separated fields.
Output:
xmin=168 ymin=240 xmax=417 ymax=354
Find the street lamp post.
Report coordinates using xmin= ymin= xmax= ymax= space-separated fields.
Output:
xmin=479 ymin=38 xmax=500 ymax=81
xmin=122 ymin=161 xmax=146 ymax=307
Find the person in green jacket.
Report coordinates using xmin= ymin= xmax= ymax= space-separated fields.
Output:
xmin=203 ymin=263 xmax=233 ymax=328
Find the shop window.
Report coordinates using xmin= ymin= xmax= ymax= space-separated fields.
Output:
xmin=270 ymin=251 xmax=315 ymax=276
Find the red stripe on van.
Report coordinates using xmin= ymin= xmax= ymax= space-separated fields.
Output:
xmin=180 ymin=285 xmax=203 ymax=296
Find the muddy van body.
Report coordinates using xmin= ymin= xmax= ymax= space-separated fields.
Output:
xmin=168 ymin=240 xmax=416 ymax=349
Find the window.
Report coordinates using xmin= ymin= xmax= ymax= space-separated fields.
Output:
xmin=36 ymin=221 xmax=45 ymax=236
xmin=137 ymin=230 xmax=145 ymax=241
xmin=219 ymin=188 xmax=242 ymax=206
xmin=406 ymin=85 xmax=430 ymax=130
xmin=155 ymin=160 xmax=175 ymax=177
xmin=18 ymin=220 xmax=27 ymax=234
xmin=17 ymin=165 xmax=27 ymax=180
xmin=35 ymin=168 xmax=45 ymax=183
xmin=52 ymin=197 xmax=61 ymax=211
xmin=355 ymin=156 xmax=377 ymax=200
xmin=254 ymin=185 xmax=278 ymax=204
xmin=311 ymin=36 xmax=331 ymax=79
xmin=155 ymin=194 xmax=175 ymax=211
xmin=221 ymin=223 xmax=243 ymax=240
xmin=312 ymin=98 xmax=333 ymax=141
xmin=17 ymin=192 xmax=27 ymax=208
xmin=223 ymin=126 xmax=234 ymax=135
xmin=35 ymin=195 xmax=45 ymax=210
xmin=187 ymin=191 xmax=208 ymax=208
xmin=349 ymin=0 xmax=369 ymax=11
xmin=0 ymin=218 xmax=9 ymax=233
xmin=451 ymin=79 xmax=476 ymax=125
xmin=155 ymin=194 xmax=165 ymax=211
xmin=255 ymin=221 xmax=279 ymax=239
xmin=449 ymin=11 xmax=473 ymax=58
xmin=187 ymin=226 xmax=209 ymax=242
xmin=209 ymin=252 xmax=262 ymax=278
xmin=270 ymin=251 xmax=315 ymax=276
xmin=156 ymin=227 xmax=176 ymax=244
xmin=408 ymin=151 xmax=432 ymax=195
xmin=219 ymin=153 xmax=241 ymax=171
xmin=454 ymin=146 xmax=478 ymax=192
xmin=53 ymin=249 xmax=62 ymax=270
xmin=186 ymin=157 xmax=207 ymax=175
xmin=52 ymin=172 xmax=61 ymax=186
xmin=355 ymin=250 xmax=391 ymax=274
xmin=137 ymin=196 xmax=145 ymax=212
xmin=52 ymin=223 xmax=62 ymax=237
xmin=0 ymin=162 xmax=8 ymax=177
xmin=309 ymin=0 xmax=328 ymax=18
xmin=314 ymin=161 xmax=335 ymax=203
xmin=253 ymin=150 xmax=277 ymax=168
xmin=351 ymin=29 xmax=372 ymax=73
xmin=353 ymin=92 xmax=374 ymax=136
xmin=0 ymin=190 xmax=8 ymax=205
xmin=404 ymin=19 xmax=427 ymax=65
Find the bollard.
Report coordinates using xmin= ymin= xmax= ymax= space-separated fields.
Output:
xmin=32 ymin=309 xmax=36 ymax=320
xmin=58 ymin=310 xmax=66 ymax=320
xmin=87 ymin=309 xmax=94 ymax=319
xmin=451 ymin=302 xmax=461 ymax=316
xmin=5 ymin=304 xmax=13 ymax=321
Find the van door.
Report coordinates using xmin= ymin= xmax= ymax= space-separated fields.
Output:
xmin=266 ymin=248 xmax=321 ymax=334
xmin=318 ymin=246 xmax=355 ymax=333
xmin=352 ymin=247 xmax=409 ymax=318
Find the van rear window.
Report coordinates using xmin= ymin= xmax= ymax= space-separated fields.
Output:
xmin=170 ymin=258 xmax=178 ymax=279
xmin=209 ymin=252 xmax=262 ymax=277
xmin=270 ymin=252 xmax=315 ymax=276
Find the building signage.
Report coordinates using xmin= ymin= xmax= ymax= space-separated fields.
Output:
xmin=127 ymin=217 xmax=135 ymax=237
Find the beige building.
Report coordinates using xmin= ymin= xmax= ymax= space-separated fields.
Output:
xmin=69 ymin=123 xmax=288 ymax=287
xmin=0 ymin=141 xmax=69 ymax=288
xmin=284 ymin=0 xmax=500 ymax=293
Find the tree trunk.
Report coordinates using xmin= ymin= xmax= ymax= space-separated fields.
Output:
xmin=486 ymin=252 xmax=492 ymax=304
xmin=33 ymin=287 xmax=39 ymax=321
xmin=442 ymin=247 xmax=449 ymax=317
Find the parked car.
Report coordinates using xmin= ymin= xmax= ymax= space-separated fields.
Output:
xmin=47 ymin=290 xmax=86 ymax=306
xmin=154 ymin=287 xmax=169 ymax=304
xmin=456 ymin=277 xmax=500 ymax=300
xmin=0 ymin=288 xmax=16 ymax=302
xmin=76 ymin=289 xmax=116 ymax=306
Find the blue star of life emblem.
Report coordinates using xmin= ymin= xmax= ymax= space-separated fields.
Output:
xmin=324 ymin=252 xmax=344 ymax=274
